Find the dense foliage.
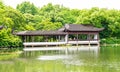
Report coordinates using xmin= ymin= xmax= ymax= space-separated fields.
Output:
xmin=0 ymin=1 xmax=120 ymax=47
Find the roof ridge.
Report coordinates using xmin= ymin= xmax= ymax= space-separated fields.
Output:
xmin=65 ymin=24 xmax=70 ymax=29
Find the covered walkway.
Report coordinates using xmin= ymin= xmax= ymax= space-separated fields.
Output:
xmin=15 ymin=24 xmax=104 ymax=48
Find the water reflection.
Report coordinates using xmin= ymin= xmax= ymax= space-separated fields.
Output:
xmin=38 ymin=55 xmax=72 ymax=60
xmin=34 ymin=46 xmax=100 ymax=66
xmin=21 ymin=46 xmax=120 ymax=72
xmin=1 ymin=46 xmax=120 ymax=72
xmin=22 ymin=46 xmax=99 ymax=59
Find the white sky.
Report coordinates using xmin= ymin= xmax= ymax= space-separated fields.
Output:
xmin=3 ymin=0 xmax=120 ymax=9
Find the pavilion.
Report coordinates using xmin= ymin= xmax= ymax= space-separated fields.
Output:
xmin=15 ymin=24 xmax=104 ymax=48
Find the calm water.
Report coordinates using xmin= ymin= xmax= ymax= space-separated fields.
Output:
xmin=0 ymin=46 xmax=120 ymax=72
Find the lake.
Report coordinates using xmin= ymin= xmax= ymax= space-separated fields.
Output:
xmin=0 ymin=46 xmax=120 ymax=72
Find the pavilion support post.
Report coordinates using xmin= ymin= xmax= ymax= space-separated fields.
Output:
xmin=94 ymin=34 xmax=99 ymax=46
xmin=56 ymin=36 xmax=57 ymax=46
xmin=25 ymin=36 xmax=27 ymax=42
xmin=88 ymin=34 xmax=91 ymax=47
xmin=31 ymin=36 xmax=35 ymax=47
xmin=55 ymin=36 xmax=58 ymax=47
xmin=97 ymin=33 xmax=100 ymax=47
xmin=27 ymin=36 xmax=29 ymax=42
xmin=26 ymin=36 xmax=27 ymax=42
xmin=76 ymin=34 xmax=78 ymax=46
xmin=32 ymin=36 xmax=34 ymax=42
xmin=22 ymin=36 xmax=25 ymax=42
xmin=22 ymin=36 xmax=25 ymax=48
xmin=58 ymin=35 xmax=61 ymax=42
xmin=45 ymin=36 xmax=48 ymax=47
xmin=94 ymin=34 xmax=98 ymax=40
xmin=29 ymin=36 xmax=31 ymax=42
xmin=27 ymin=36 xmax=30 ymax=42
xmin=24 ymin=36 xmax=27 ymax=48
xmin=65 ymin=34 xmax=68 ymax=44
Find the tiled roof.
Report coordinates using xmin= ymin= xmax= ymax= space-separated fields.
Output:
xmin=64 ymin=24 xmax=104 ymax=32
xmin=16 ymin=24 xmax=104 ymax=36
xmin=16 ymin=30 xmax=66 ymax=36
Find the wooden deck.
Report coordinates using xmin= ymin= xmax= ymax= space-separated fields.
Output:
xmin=68 ymin=41 xmax=99 ymax=44
xmin=23 ymin=40 xmax=99 ymax=47
xmin=23 ymin=42 xmax=66 ymax=46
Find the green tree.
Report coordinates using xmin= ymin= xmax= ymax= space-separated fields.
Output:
xmin=2 ymin=7 xmax=25 ymax=30
xmin=36 ymin=19 xmax=62 ymax=30
xmin=16 ymin=1 xmax=38 ymax=15
xmin=0 ymin=28 xmax=21 ymax=47
xmin=39 ymin=3 xmax=73 ymax=24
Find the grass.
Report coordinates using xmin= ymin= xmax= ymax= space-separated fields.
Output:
xmin=0 ymin=48 xmax=22 ymax=60
xmin=0 ymin=54 xmax=19 ymax=61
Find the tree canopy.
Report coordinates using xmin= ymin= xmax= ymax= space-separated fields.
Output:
xmin=1 ymin=1 xmax=120 ymax=47
xmin=16 ymin=1 xmax=38 ymax=15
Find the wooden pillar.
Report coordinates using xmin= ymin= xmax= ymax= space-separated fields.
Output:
xmin=94 ymin=34 xmax=98 ymax=40
xmin=32 ymin=36 xmax=34 ymax=42
xmin=24 ymin=36 xmax=27 ymax=48
xmin=27 ymin=36 xmax=30 ymax=42
xmin=87 ymin=34 xmax=91 ymax=40
xmin=97 ymin=33 xmax=100 ymax=47
xmin=22 ymin=36 xmax=25 ymax=42
xmin=97 ymin=33 xmax=100 ymax=40
xmin=29 ymin=36 xmax=31 ymax=42
xmin=56 ymin=35 xmax=58 ymax=46
xmin=88 ymin=33 xmax=91 ymax=47
xmin=45 ymin=36 xmax=47 ymax=42
xmin=45 ymin=36 xmax=48 ymax=47
xmin=55 ymin=35 xmax=58 ymax=42
xmin=21 ymin=36 xmax=25 ymax=48
xmin=94 ymin=33 xmax=100 ymax=47
xmin=31 ymin=36 xmax=34 ymax=47
xmin=76 ymin=34 xmax=78 ymax=46
xmin=58 ymin=35 xmax=61 ymax=42
xmin=65 ymin=34 xmax=68 ymax=44
xmin=77 ymin=34 xmax=78 ymax=40
xmin=26 ymin=36 xmax=29 ymax=42
xmin=25 ymin=36 xmax=27 ymax=42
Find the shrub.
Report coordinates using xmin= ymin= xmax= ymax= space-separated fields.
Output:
xmin=101 ymin=37 xmax=120 ymax=44
xmin=0 ymin=29 xmax=22 ymax=48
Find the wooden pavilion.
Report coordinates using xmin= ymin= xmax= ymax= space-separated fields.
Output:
xmin=15 ymin=24 xmax=104 ymax=48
